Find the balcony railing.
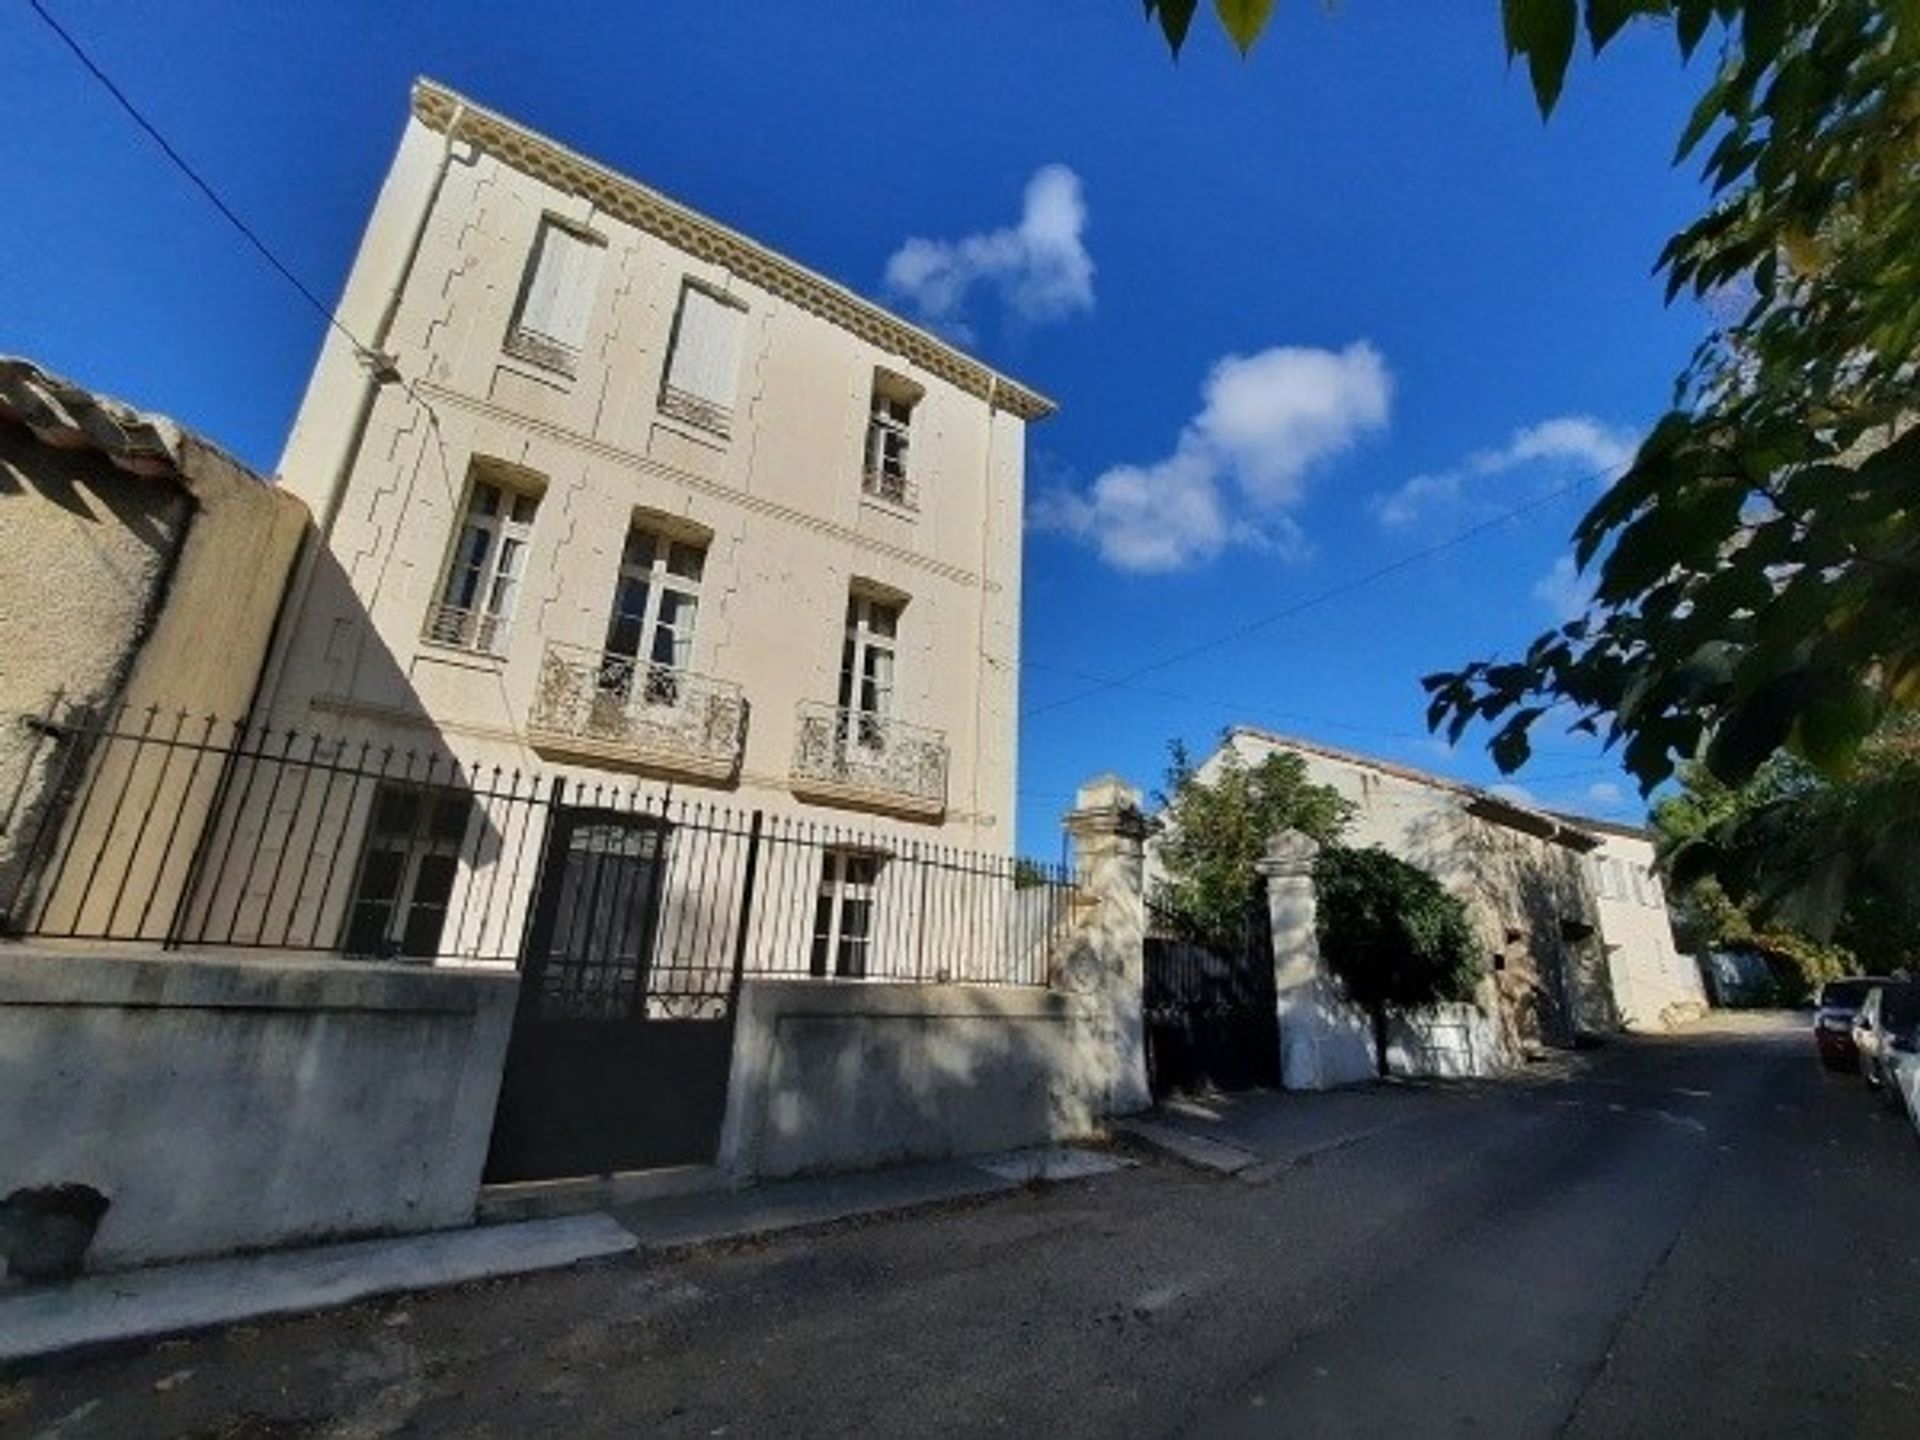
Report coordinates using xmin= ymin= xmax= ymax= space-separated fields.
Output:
xmin=658 ymin=383 xmax=733 ymax=439
xmin=861 ymin=466 xmax=920 ymax=512
xmin=789 ymin=702 xmax=948 ymax=818
xmin=423 ymin=602 xmax=508 ymax=657
xmin=526 ymin=643 xmax=747 ymax=780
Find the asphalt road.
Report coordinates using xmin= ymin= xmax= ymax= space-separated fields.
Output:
xmin=5 ymin=1012 xmax=1918 ymax=1438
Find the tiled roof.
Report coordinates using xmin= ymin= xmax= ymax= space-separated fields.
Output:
xmin=0 ymin=356 xmax=187 ymax=478
xmin=1227 ymin=725 xmax=1603 ymax=851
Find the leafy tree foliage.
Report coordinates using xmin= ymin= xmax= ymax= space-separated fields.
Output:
xmin=1652 ymin=715 xmax=1920 ymax=982
xmin=1153 ymin=738 xmax=1355 ymax=949
xmin=1314 ymin=846 xmax=1483 ymax=1076
xmin=1150 ymin=2 xmax=1920 ymax=797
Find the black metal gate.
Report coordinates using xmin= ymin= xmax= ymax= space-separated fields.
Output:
xmin=483 ymin=802 xmax=761 ymax=1182
xmin=1142 ymin=906 xmax=1280 ymax=1097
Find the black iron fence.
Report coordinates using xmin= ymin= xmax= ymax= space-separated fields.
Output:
xmin=0 ymin=705 xmax=1077 ymax=988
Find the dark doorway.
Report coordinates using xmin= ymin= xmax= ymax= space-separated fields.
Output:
xmin=484 ymin=806 xmax=745 ymax=1182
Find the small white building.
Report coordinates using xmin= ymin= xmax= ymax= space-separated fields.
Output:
xmin=1559 ymin=816 xmax=1707 ymax=1031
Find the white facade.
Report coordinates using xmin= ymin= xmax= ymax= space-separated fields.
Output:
xmin=263 ymin=79 xmax=1049 ymax=869
xmin=1578 ymin=823 xmax=1707 ymax=1031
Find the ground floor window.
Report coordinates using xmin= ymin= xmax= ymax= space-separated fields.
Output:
xmin=811 ymin=848 xmax=881 ymax=978
xmin=343 ymin=783 xmax=474 ymax=959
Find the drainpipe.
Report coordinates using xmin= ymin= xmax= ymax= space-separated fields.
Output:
xmin=317 ymin=102 xmax=468 ymax=542
xmin=255 ymin=103 xmax=467 ymax=718
xmin=969 ymin=376 xmax=998 ymax=849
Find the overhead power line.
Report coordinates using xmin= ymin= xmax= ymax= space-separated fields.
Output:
xmin=27 ymin=0 xmax=373 ymax=363
xmin=1025 ymin=464 xmax=1612 ymax=719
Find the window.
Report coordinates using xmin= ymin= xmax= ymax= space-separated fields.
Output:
xmin=659 ymin=282 xmax=746 ymax=436
xmin=505 ymin=218 xmax=604 ymax=375
xmin=427 ymin=475 xmax=539 ymax=655
xmin=837 ymin=594 xmax=900 ymax=745
xmin=811 ymin=849 xmax=881 ymax=978
xmin=863 ymin=371 xmax=922 ymax=508
xmin=344 ymin=784 xmax=474 ymax=960
xmin=600 ymin=525 xmax=705 ymax=704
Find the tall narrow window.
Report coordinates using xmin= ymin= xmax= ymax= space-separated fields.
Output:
xmin=811 ymin=849 xmax=880 ymax=979
xmin=863 ymin=371 xmax=922 ymax=508
xmin=837 ymin=594 xmax=899 ymax=746
xmin=659 ymin=282 xmax=745 ymax=436
xmin=428 ymin=475 xmax=539 ymax=655
xmin=505 ymin=218 xmax=604 ymax=375
xmin=343 ymin=784 xmax=474 ymax=960
xmin=601 ymin=526 xmax=705 ymax=704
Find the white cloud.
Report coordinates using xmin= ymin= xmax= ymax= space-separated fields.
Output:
xmin=1031 ymin=342 xmax=1391 ymax=573
xmin=1585 ymin=781 xmax=1625 ymax=809
xmin=1373 ymin=415 xmax=1638 ymax=528
xmin=883 ymin=165 xmax=1093 ymax=336
xmin=1532 ymin=555 xmax=1595 ymax=622
xmin=1487 ymin=781 xmax=1540 ymax=807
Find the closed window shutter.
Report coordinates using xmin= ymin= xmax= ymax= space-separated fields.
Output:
xmin=517 ymin=223 xmax=601 ymax=351
xmin=666 ymin=286 xmax=744 ymax=408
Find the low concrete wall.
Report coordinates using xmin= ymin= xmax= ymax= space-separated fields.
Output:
xmin=1280 ymin=987 xmax=1508 ymax=1087
xmin=718 ymin=979 xmax=1105 ymax=1179
xmin=1386 ymin=1002 xmax=1507 ymax=1079
xmin=0 ymin=946 xmax=517 ymax=1271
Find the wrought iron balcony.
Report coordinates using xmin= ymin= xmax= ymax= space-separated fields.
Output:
xmin=861 ymin=466 xmax=920 ymax=512
xmin=526 ymin=643 xmax=747 ymax=781
xmin=789 ymin=702 xmax=948 ymax=819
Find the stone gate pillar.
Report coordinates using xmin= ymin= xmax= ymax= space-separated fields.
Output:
xmin=1257 ymin=829 xmax=1374 ymax=1090
xmin=1058 ymin=775 xmax=1153 ymax=1119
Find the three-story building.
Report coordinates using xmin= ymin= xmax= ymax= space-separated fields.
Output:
xmin=257 ymin=80 xmax=1051 ymax=965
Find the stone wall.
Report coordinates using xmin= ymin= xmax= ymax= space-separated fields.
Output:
xmin=0 ymin=947 xmax=517 ymax=1271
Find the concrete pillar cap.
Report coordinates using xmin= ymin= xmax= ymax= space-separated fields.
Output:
xmin=1256 ymin=828 xmax=1323 ymax=877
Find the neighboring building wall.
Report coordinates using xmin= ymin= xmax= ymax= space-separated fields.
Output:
xmin=1187 ymin=730 xmax=1612 ymax=1052
xmin=1584 ymin=827 xmax=1706 ymax=1031
xmin=0 ymin=947 xmax=516 ymax=1270
xmin=264 ymin=80 xmax=1043 ymax=894
xmin=0 ymin=360 xmax=309 ymax=930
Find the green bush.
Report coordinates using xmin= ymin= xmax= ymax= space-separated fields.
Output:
xmin=1315 ymin=846 xmax=1482 ymax=1076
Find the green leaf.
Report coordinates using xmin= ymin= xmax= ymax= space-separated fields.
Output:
xmin=1504 ymin=0 xmax=1579 ymax=115
xmin=1145 ymin=0 xmax=1200 ymax=55
xmin=1793 ymin=678 xmax=1878 ymax=779
xmin=1586 ymin=0 xmax=1660 ymax=53
xmin=1214 ymin=0 xmax=1275 ymax=56
xmin=1675 ymin=0 xmax=1715 ymax=59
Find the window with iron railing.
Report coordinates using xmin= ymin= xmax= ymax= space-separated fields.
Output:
xmin=862 ymin=370 xmax=922 ymax=509
xmin=659 ymin=281 xmax=746 ymax=438
xmin=598 ymin=525 xmax=705 ymax=705
xmin=425 ymin=476 xmax=539 ymax=656
xmin=503 ymin=217 xmax=604 ymax=377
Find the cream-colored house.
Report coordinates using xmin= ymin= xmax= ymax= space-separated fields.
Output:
xmin=261 ymin=79 xmax=1050 ymax=876
xmin=1187 ymin=728 xmax=1616 ymax=1053
xmin=1561 ymin=815 xmax=1706 ymax=1031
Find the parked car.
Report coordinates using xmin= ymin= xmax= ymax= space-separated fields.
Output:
xmin=1850 ymin=981 xmax=1920 ymax=1094
xmin=1813 ymin=976 xmax=1892 ymax=1070
xmin=1890 ymin=1040 xmax=1920 ymax=1139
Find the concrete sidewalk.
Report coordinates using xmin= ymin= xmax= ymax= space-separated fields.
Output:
xmin=1118 ymin=1082 xmax=1474 ymax=1180
xmin=0 ymin=1146 xmax=1125 ymax=1367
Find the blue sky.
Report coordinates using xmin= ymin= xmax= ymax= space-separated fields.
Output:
xmin=0 ymin=3 xmax=1714 ymax=855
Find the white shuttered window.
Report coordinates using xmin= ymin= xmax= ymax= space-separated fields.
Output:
xmin=507 ymin=220 xmax=603 ymax=372
xmin=660 ymin=283 xmax=745 ymax=435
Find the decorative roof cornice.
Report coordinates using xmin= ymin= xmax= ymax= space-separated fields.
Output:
xmin=412 ymin=79 xmax=1056 ymax=422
